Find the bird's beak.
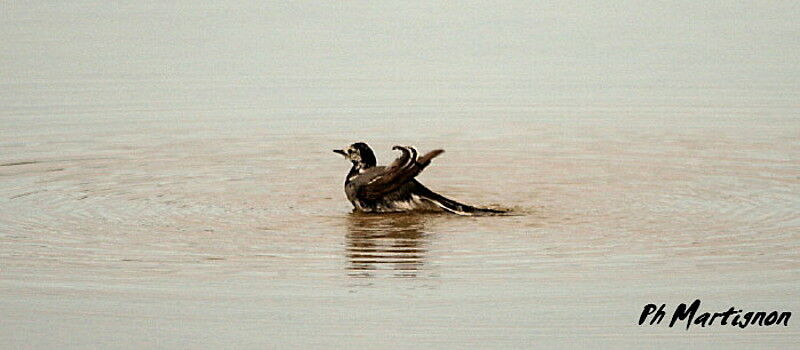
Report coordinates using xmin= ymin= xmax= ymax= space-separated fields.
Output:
xmin=333 ymin=149 xmax=347 ymax=156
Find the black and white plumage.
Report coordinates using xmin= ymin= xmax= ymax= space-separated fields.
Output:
xmin=333 ymin=142 xmax=505 ymax=215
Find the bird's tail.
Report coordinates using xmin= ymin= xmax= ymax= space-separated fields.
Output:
xmin=414 ymin=184 xmax=506 ymax=216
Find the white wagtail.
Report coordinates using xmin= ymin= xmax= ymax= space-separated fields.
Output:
xmin=334 ymin=142 xmax=506 ymax=215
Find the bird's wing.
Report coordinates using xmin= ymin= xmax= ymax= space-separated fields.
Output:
xmin=357 ymin=146 xmax=444 ymax=200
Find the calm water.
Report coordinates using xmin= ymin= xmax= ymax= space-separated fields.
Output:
xmin=2 ymin=2 xmax=799 ymax=349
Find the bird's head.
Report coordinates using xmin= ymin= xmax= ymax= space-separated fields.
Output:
xmin=333 ymin=142 xmax=376 ymax=169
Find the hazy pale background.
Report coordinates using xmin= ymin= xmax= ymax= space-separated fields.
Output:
xmin=1 ymin=1 xmax=799 ymax=349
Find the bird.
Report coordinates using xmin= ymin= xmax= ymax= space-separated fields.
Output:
xmin=333 ymin=142 xmax=506 ymax=215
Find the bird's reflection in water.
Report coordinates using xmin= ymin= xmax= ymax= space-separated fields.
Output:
xmin=345 ymin=213 xmax=433 ymax=278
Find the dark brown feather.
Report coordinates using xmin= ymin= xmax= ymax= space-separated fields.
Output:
xmin=357 ymin=146 xmax=444 ymax=200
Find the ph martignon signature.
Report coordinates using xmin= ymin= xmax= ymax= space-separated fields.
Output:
xmin=639 ymin=299 xmax=791 ymax=330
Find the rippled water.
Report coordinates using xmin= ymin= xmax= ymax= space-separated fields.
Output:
xmin=2 ymin=2 xmax=800 ymax=349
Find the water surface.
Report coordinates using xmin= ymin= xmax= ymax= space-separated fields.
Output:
xmin=2 ymin=1 xmax=799 ymax=348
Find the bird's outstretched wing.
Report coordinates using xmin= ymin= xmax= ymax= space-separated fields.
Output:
xmin=357 ymin=146 xmax=444 ymax=200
